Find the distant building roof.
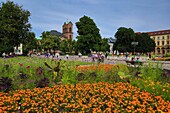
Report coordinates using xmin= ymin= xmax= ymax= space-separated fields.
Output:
xmin=136 ymin=29 xmax=170 ymax=36
xmin=147 ymin=30 xmax=170 ymax=36
xmin=108 ymin=38 xmax=116 ymax=43
xmin=49 ymin=30 xmax=67 ymax=38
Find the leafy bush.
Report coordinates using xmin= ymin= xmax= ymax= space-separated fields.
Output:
xmin=140 ymin=62 xmax=163 ymax=82
xmin=164 ymin=52 xmax=170 ymax=57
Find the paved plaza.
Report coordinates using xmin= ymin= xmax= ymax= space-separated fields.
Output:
xmin=40 ymin=55 xmax=170 ymax=70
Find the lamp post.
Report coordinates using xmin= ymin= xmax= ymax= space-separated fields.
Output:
xmin=131 ymin=42 xmax=138 ymax=57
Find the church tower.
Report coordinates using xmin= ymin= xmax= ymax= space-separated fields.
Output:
xmin=62 ymin=21 xmax=73 ymax=40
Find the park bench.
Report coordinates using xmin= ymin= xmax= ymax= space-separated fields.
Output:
xmin=125 ymin=61 xmax=143 ymax=67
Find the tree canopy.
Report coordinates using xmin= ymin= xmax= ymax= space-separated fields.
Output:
xmin=135 ymin=33 xmax=155 ymax=53
xmin=40 ymin=31 xmax=76 ymax=54
xmin=113 ymin=27 xmax=135 ymax=52
xmin=0 ymin=1 xmax=33 ymax=53
xmin=22 ymin=32 xmax=40 ymax=54
xmin=40 ymin=31 xmax=61 ymax=51
xmin=76 ymin=15 xmax=109 ymax=54
xmin=113 ymin=27 xmax=156 ymax=53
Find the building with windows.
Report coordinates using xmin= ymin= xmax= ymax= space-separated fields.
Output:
xmin=147 ymin=30 xmax=170 ymax=54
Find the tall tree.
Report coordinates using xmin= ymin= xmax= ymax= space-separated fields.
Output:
xmin=135 ymin=33 xmax=155 ymax=53
xmin=76 ymin=15 xmax=102 ymax=54
xmin=0 ymin=1 xmax=32 ymax=53
xmin=23 ymin=32 xmax=39 ymax=53
xmin=113 ymin=27 xmax=135 ymax=52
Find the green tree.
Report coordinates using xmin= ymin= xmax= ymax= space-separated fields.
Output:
xmin=22 ymin=32 xmax=42 ymax=55
xmin=67 ymin=39 xmax=74 ymax=53
xmin=40 ymin=31 xmax=60 ymax=51
xmin=135 ymin=33 xmax=155 ymax=53
xmin=0 ymin=1 xmax=32 ymax=53
xmin=76 ymin=15 xmax=102 ymax=54
xmin=100 ymin=38 xmax=110 ymax=52
xmin=113 ymin=27 xmax=135 ymax=52
xmin=59 ymin=40 xmax=68 ymax=53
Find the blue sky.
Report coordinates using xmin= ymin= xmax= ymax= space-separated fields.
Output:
xmin=1 ymin=0 xmax=170 ymax=39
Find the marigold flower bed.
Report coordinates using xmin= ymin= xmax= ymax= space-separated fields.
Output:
xmin=0 ymin=82 xmax=170 ymax=112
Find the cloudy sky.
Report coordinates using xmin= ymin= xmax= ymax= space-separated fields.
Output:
xmin=1 ymin=0 xmax=170 ymax=39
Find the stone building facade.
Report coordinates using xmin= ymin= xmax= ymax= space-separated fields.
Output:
xmin=62 ymin=21 xmax=73 ymax=40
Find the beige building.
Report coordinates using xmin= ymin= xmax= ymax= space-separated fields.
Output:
xmin=147 ymin=30 xmax=170 ymax=54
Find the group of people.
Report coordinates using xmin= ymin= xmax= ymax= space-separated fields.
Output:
xmin=44 ymin=52 xmax=60 ymax=59
xmin=131 ymin=57 xmax=140 ymax=63
xmin=91 ymin=52 xmax=105 ymax=64
xmin=2 ymin=52 xmax=16 ymax=58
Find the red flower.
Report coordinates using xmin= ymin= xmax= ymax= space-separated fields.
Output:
xmin=19 ymin=63 xmax=23 ymax=67
xmin=26 ymin=66 xmax=30 ymax=68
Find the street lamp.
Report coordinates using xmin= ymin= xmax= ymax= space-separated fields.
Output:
xmin=131 ymin=42 xmax=138 ymax=56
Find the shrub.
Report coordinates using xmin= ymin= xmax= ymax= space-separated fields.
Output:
xmin=140 ymin=62 xmax=163 ymax=82
xmin=164 ymin=52 xmax=170 ymax=57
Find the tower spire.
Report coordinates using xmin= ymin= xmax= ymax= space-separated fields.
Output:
xmin=66 ymin=19 xmax=69 ymax=24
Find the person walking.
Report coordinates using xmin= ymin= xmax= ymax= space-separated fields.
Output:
xmin=91 ymin=53 xmax=95 ymax=62
xmin=2 ymin=52 xmax=6 ymax=58
xmin=66 ymin=54 xmax=69 ymax=60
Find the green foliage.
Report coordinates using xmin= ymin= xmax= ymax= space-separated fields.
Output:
xmin=135 ymin=33 xmax=155 ymax=53
xmin=75 ymin=15 xmax=109 ymax=54
xmin=76 ymin=16 xmax=101 ymax=37
xmin=40 ymin=31 xmax=75 ymax=53
xmin=23 ymin=33 xmax=39 ymax=53
xmin=164 ymin=52 xmax=170 ymax=57
xmin=114 ymin=27 xmax=155 ymax=53
xmin=61 ymin=67 xmax=78 ymax=85
xmin=140 ymin=62 xmax=163 ymax=82
xmin=114 ymin=27 xmax=135 ymax=52
xmin=0 ymin=57 xmax=93 ymax=91
xmin=0 ymin=1 xmax=33 ymax=53
xmin=59 ymin=39 xmax=69 ymax=53
xmin=100 ymin=38 xmax=110 ymax=52
xmin=41 ymin=31 xmax=61 ymax=50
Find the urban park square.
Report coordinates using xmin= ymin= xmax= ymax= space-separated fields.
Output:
xmin=0 ymin=0 xmax=170 ymax=112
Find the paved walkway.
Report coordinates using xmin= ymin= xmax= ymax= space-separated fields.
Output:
xmin=39 ymin=55 xmax=170 ymax=70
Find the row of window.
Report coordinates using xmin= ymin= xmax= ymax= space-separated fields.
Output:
xmin=152 ymin=35 xmax=170 ymax=40
xmin=157 ymin=41 xmax=169 ymax=46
